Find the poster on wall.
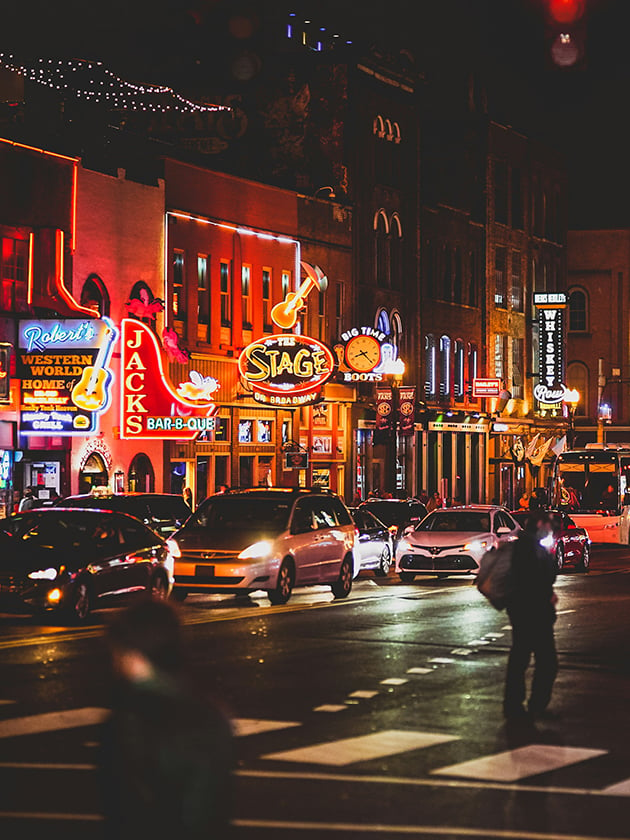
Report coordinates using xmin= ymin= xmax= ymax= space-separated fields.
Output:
xmin=375 ymin=388 xmax=394 ymax=434
xmin=120 ymin=319 xmax=219 ymax=440
xmin=18 ymin=318 xmax=117 ymax=436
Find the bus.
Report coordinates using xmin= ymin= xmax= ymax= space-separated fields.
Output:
xmin=551 ymin=444 xmax=630 ymax=544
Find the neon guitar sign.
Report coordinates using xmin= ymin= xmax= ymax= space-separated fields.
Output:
xmin=270 ymin=263 xmax=328 ymax=330
xmin=71 ymin=323 xmax=117 ymax=412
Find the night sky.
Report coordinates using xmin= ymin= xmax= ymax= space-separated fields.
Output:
xmin=3 ymin=0 xmax=630 ymax=227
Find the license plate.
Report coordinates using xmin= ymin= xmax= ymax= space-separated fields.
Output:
xmin=195 ymin=565 xmax=215 ymax=578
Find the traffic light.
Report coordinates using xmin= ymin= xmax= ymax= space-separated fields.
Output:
xmin=545 ymin=0 xmax=587 ymax=69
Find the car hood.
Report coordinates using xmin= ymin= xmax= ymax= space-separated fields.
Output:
xmin=0 ymin=544 xmax=73 ymax=574
xmin=171 ymin=528 xmax=280 ymax=553
xmin=405 ymin=530 xmax=493 ymax=547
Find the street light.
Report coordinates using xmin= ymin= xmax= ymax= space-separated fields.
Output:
xmin=564 ymin=387 xmax=580 ymax=448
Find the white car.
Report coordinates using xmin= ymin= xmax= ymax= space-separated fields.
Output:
xmin=395 ymin=505 xmax=521 ymax=581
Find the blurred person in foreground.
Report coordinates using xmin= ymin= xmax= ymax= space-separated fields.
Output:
xmin=100 ymin=598 xmax=233 ymax=839
xmin=503 ymin=510 xmax=558 ymax=721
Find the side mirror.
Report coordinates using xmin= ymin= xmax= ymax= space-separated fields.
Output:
xmin=402 ymin=525 xmax=414 ymax=537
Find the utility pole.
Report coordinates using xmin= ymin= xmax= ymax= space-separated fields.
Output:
xmin=597 ymin=357 xmax=605 ymax=444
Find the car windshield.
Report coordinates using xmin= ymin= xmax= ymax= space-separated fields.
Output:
xmin=361 ymin=502 xmax=408 ymax=526
xmin=186 ymin=496 xmax=292 ymax=534
xmin=416 ymin=511 xmax=491 ymax=533
xmin=1 ymin=511 xmax=107 ymax=550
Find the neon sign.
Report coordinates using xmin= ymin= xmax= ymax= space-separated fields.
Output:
xmin=120 ymin=319 xmax=219 ymax=439
xmin=536 ymin=303 xmax=566 ymax=409
xmin=333 ymin=326 xmax=404 ymax=383
xmin=18 ymin=318 xmax=117 ymax=436
xmin=238 ymin=333 xmax=334 ymax=406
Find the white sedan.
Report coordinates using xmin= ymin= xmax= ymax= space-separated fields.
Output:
xmin=395 ymin=505 xmax=521 ymax=581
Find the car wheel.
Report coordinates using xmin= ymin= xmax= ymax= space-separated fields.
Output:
xmin=374 ymin=544 xmax=392 ymax=577
xmin=268 ymin=560 xmax=294 ymax=605
xmin=399 ymin=571 xmax=416 ymax=582
xmin=579 ymin=543 xmax=590 ymax=573
xmin=171 ymin=589 xmax=188 ymax=602
xmin=150 ymin=572 xmax=169 ymax=600
xmin=331 ymin=555 xmax=353 ymax=599
xmin=69 ymin=580 xmax=91 ymax=622
xmin=555 ymin=543 xmax=564 ymax=571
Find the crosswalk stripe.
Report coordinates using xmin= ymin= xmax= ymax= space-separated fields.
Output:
xmin=0 ymin=708 xmax=108 ymax=739
xmin=432 ymin=745 xmax=606 ymax=782
xmin=262 ymin=729 xmax=459 ymax=766
xmin=232 ymin=718 xmax=301 ymax=737
xmin=601 ymin=778 xmax=630 ymax=796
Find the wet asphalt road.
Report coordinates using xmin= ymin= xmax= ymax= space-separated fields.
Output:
xmin=1 ymin=543 xmax=630 ymax=839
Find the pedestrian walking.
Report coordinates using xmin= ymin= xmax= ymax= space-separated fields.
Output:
xmin=18 ymin=487 xmax=36 ymax=511
xmin=503 ymin=510 xmax=558 ymax=721
xmin=426 ymin=491 xmax=442 ymax=513
xmin=99 ymin=599 xmax=234 ymax=840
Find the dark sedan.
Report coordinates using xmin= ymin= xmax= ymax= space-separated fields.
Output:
xmin=0 ymin=508 xmax=175 ymax=621
xmin=358 ymin=498 xmax=428 ymax=543
xmin=57 ymin=492 xmax=192 ymax=538
xmin=511 ymin=509 xmax=591 ymax=572
xmin=349 ymin=507 xmax=394 ymax=577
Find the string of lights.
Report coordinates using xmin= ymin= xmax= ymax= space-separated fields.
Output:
xmin=0 ymin=54 xmax=230 ymax=114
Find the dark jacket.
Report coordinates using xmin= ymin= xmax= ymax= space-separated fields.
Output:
xmin=505 ymin=530 xmax=557 ymax=622
xmin=100 ymin=672 xmax=233 ymax=840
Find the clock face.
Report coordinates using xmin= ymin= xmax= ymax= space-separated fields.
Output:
xmin=345 ymin=335 xmax=381 ymax=373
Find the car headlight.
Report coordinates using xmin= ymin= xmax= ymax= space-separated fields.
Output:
xmin=540 ymin=533 xmax=555 ymax=550
xmin=463 ymin=539 xmax=488 ymax=553
xmin=28 ymin=567 xmax=58 ymax=581
xmin=238 ymin=540 xmax=273 ymax=560
xmin=166 ymin=538 xmax=181 ymax=558
xmin=397 ymin=538 xmax=412 ymax=553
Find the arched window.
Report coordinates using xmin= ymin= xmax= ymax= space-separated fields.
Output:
xmin=128 ymin=452 xmax=155 ymax=492
xmin=425 ymin=334 xmax=437 ymax=399
xmin=454 ymin=339 xmax=465 ymax=399
xmin=568 ymin=288 xmax=588 ymax=332
xmin=567 ymin=362 xmax=588 ymax=416
xmin=390 ymin=213 xmax=403 ymax=289
xmin=80 ymin=274 xmax=110 ymax=317
xmin=391 ymin=311 xmax=402 ymax=356
xmin=376 ymin=308 xmax=390 ymax=336
xmin=440 ymin=335 xmax=451 ymax=398
xmin=374 ymin=210 xmax=389 ymax=287
xmin=372 ymin=115 xmax=386 ymax=138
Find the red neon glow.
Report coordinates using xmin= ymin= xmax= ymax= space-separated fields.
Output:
xmin=120 ymin=318 xmax=218 ymax=440
xmin=54 ymin=230 xmax=98 ymax=316
xmin=27 ymin=232 xmax=34 ymax=305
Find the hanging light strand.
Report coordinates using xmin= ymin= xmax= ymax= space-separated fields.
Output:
xmin=0 ymin=54 xmax=231 ymax=114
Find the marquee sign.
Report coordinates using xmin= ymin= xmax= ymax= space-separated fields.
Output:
xmin=472 ymin=377 xmax=501 ymax=398
xmin=120 ymin=319 xmax=219 ymax=439
xmin=334 ymin=327 xmax=405 ymax=383
xmin=535 ymin=302 xmax=565 ymax=408
xmin=18 ymin=318 xmax=117 ymax=436
xmin=238 ymin=333 xmax=334 ymax=406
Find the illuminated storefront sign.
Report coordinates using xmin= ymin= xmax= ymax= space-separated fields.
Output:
xmin=535 ymin=297 xmax=566 ymax=409
xmin=334 ymin=327 xmax=404 ymax=383
xmin=238 ymin=333 xmax=334 ymax=406
xmin=472 ymin=377 xmax=501 ymax=398
xmin=120 ymin=319 xmax=219 ymax=439
xmin=18 ymin=318 xmax=117 ymax=436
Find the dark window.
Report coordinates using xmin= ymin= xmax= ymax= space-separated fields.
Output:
xmin=468 ymin=251 xmax=478 ymax=307
xmin=1 ymin=235 xmax=28 ymax=312
xmin=220 ymin=261 xmax=231 ymax=327
xmin=173 ymin=250 xmax=186 ymax=321
xmin=262 ymin=269 xmax=272 ymax=332
xmin=510 ymin=250 xmax=523 ymax=312
xmin=511 ymin=167 xmax=523 ymax=229
xmin=197 ymin=255 xmax=209 ymax=338
xmin=569 ymin=289 xmax=587 ymax=332
xmin=453 ymin=248 xmax=462 ymax=303
xmin=494 ymin=160 xmax=508 ymax=224
xmin=495 ymin=247 xmax=507 ymax=308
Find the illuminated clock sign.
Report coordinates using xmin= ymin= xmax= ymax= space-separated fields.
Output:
xmin=18 ymin=318 xmax=117 ymax=436
xmin=121 ymin=319 xmax=219 ymax=439
xmin=334 ymin=327 xmax=404 ymax=383
xmin=238 ymin=333 xmax=334 ymax=406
